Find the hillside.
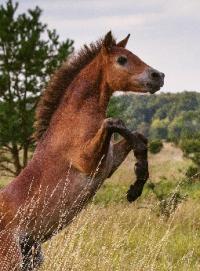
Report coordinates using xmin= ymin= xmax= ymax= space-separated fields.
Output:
xmin=108 ymin=91 xmax=200 ymax=141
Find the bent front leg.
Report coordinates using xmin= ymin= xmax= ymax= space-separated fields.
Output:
xmin=106 ymin=131 xmax=149 ymax=202
xmin=107 ymin=138 xmax=132 ymax=178
xmin=82 ymin=118 xmax=133 ymax=173
xmin=82 ymin=118 xmax=149 ymax=197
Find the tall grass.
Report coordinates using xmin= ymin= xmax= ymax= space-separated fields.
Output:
xmin=40 ymin=200 xmax=200 ymax=271
xmin=38 ymin=143 xmax=200 ymax=271
xmin=1 ymin=143 xmax=200 ymax=270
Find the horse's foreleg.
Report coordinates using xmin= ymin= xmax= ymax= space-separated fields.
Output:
xmin=107 ymin=133 xmax=149 ymax=202
xmin=82 ymin=118 xmax=149 ymax=202
xmin=107 ymin=138 xmax=131 ymax=178
xmin=121 ymin=133 xmax=149 ymax=202
xmin=82 ymin=118 xmax=131 ymax=173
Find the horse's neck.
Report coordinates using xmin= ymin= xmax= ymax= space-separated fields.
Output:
xmin=44 ymin=56 xmax=112 ymax=147
xmin=63 ymin=55 xmax=111 ymax=116
xmin=3 ymin=57 xmax=111 ymax=206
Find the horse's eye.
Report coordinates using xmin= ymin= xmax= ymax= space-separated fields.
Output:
xmin=117 ymin=56 xmax=127 ymax=65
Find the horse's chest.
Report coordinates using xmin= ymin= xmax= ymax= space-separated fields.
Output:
xmin=24 ymin=144 xmax=114 ymax=239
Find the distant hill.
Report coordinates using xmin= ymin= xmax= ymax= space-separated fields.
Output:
xmin=107 ymin=91 xmax=200 ymax=142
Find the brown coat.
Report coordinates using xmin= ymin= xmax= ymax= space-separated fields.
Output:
xmin=0 ymin=31 xmax=164 ymax=271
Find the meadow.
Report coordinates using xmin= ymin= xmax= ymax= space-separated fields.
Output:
xmin=12 ymin=143 xmax=197 ymax=271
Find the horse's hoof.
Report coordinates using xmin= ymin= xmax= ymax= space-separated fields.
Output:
xmin=126 ymin=183 xmax=143 ymax=202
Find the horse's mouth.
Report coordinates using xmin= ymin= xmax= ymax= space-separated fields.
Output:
xmin=146 ymin=81 xmax=164 ymax=94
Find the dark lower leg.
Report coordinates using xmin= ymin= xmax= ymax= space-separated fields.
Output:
xmin=83 ymin=118 xmax=149 ymax=200
xmin=115 ymin=128 xmax=149 ymax=202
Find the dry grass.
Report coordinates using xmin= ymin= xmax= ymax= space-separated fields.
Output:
xmin=1 ymin=143 xmax=199 ymax=270
xmin=40 ymin=201 xmax=200 ymax=271
xmin=37 ymin=143 xmax=200 ymax=271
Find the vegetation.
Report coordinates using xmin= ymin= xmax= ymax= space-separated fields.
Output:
xmin=0 ymin=5 xmax=199 ymax=179
xmin=107 ymin=92 xmax=200 ymax=142
xmin=38 ymin=144 xmax=200 ymax=271
xmin=0 ymin=2 xmax=199 ymax=270
xmin=0 ymin=0 xmax=73 ymax=175
xmin=149 ymin=139 xmax=163 ymax=154
xmin=108 ymin=91 xmax=200 ymax=179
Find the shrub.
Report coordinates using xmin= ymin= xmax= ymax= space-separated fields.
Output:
xmin=180 ymin=138 xmax=200 ymax=167
xmin=149 ymin=140 xmax=163 ymax=154
xmin=186 ymin=165 xmax=199 ymax=178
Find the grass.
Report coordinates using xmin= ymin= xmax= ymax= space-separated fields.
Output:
xmin=40 ymin=201 xmax=200 ymax=271
xmin=39 ymin=143 xmax=200 ymax=271
xmin=1 ymin=143 xmax=200 ymax=270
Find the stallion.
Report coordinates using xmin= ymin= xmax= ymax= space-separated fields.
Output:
xmin=0 ymin=31 xmax=164 ymax=270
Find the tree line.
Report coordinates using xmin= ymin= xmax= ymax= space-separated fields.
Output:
xmin=108 ymin=91 xmax=200 ymax=175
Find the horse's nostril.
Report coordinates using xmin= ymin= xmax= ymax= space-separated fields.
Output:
xmin=151 ymin=72 xmax=160 ymax=80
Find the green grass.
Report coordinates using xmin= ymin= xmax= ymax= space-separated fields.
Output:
xmin=1 ymin=143 xmax=200 ymax=270
xmin=39 ymin=200 xmax=200 ymax=271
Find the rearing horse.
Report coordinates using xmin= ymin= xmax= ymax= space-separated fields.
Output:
xmin=0 ymin=31 xmax=164 ymax=270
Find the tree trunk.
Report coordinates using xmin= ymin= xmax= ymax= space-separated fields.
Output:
xmin=23 ymin=143 xmax=29 ymax=168
xmin=11 ymin=144 xmax=22 ymax=176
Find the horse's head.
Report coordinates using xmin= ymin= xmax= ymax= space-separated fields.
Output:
xmin=101 ymin=31 xmax=164 ymax=94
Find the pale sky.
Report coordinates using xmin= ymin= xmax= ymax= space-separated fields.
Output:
xmin=1 ymin=0 xmax=200 ymax=92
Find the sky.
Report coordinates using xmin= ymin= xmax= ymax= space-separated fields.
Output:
xmin=1 ymin=0 xmax=200 ymax=92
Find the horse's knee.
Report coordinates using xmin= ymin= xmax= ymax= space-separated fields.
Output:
xmin=20 ymin=238 xmax=44 ymax=271
xmin=133 ymin=132 xmax=148 ymax=145
xmin=103 ymin=118 xmax=126 ymax=133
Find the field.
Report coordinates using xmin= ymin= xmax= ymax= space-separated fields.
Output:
xmin=1 ymin=143 xmax=200 ymax=270
xmin=16 ymin=143 xmax=197 ymax=271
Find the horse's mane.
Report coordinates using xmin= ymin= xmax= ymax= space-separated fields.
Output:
xmin=34 ymin=36 xmax=115 ymax=141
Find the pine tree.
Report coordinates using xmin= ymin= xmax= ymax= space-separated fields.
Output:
xmin=0 ymin=0 xmax=74 ymax=176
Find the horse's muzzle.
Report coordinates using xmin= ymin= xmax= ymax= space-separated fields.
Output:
xmin=146 ymin=68 xmax=165 ymax=94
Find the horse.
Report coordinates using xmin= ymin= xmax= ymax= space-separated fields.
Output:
xmin=0 ymin=31 xmax=164 ymax=270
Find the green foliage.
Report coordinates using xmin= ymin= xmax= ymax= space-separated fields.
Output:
xmin=180 ymin=138 xmax=200 ymax=156
xmin=150 ymin=118 xmax=169 ymax=140
xmin=93 ymin=182 xmax=128 ymax=206
xmin=0 ymin=0 xmax=73 ymax=175
xmin=149 ymin=139 xmax=163 ymax=154
xmin=168 ymin=111 xmax=200 ymax=142
xmin=108 ymin=91 xmax=200 ymax=174
xmin=186 ymin=165 xmax=199 ymax=178
xmin=108 ymin=92 xmax=200 ymax=139
xmin=180 ymin=138 xmax=200 ymax=168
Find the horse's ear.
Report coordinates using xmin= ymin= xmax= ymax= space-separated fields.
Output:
xmin=117 ymin=34 xmax=130 ymax=48
xmin=102 ymin=31 xmax=116 ymax=55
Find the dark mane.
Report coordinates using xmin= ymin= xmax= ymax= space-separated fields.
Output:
xmin=34 ymin=36 xmax=115 ymax=141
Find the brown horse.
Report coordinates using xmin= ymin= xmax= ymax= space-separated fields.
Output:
xmin=0 ymin=31 xmax=164 ymax=270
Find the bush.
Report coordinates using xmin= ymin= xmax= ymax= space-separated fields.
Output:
xmin=180 ymin=138 xmax=200 ymax=155
xmin=186 ymin=165 xmax=199 ymax=178
xmin=180 ymin=138 xmax=200 ymax=166
xmin=149 ymin=140 xmax=163 ymax=154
